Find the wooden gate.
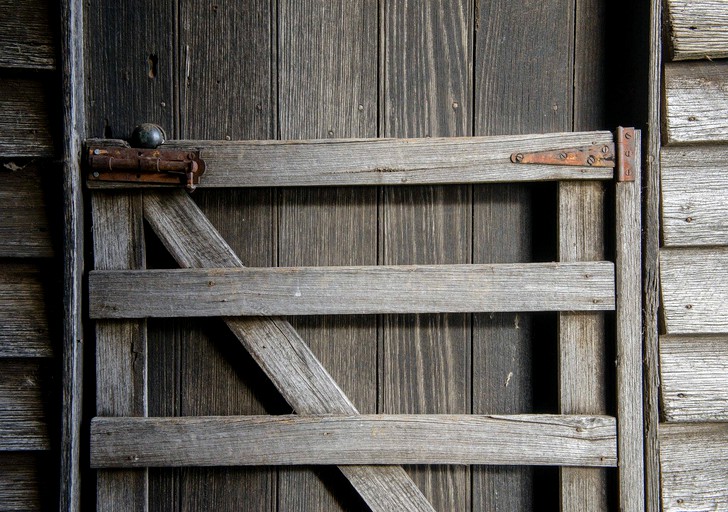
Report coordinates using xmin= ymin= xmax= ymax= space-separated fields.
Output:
xmin=87 ymin=129 xmax=643 ymax=511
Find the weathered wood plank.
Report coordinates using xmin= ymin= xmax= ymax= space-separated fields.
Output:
xmin=90 ymin=262 xmax=616 ymax=318
xmin=660 ymin=335 xmax=728 ymax=422
xmin=0 ymin=0 xmax=56 ymax=70
xmin=0 ymin=453 xmax=52 ymax=510
xmin=59 ymin=0 xmax=86 ymax=510
xmin=616 ymin=135 xmax=645 ymax=512
xmin=0 ymin=166 xmax=54 ymax=258
xmin=176 ymin=0 xmax=276 ymax=508
xmin=143 ymin=191 xmax=434 ymax=512
xmin=661 ymin=247 xmax=728 ymax=334
xmin=382 ymin=2 xmax=473 ymax=508
xmin=559 ymin=181 xmax=608 ymax=511
xmin=0 ymin=79 xmax=54 ymax=157
xmin=0 ymin=360 xmax=50 ymax=450
xmin=92 ymin=192 xmax=148 ymax=511
xmin=645 ymin=1 xmax=664 ymax=510
xmin=86 ymin=132 xmax=616 ymax=189
xmin=666 ymin=0 xmax=728 ymax=61
xmin=660 ymin=423 xmax=728 ymax=512
xmin=277 ymin=0 xmax=378 ymax=508
xmin=661 ymin=145 xmax=728 ymax=247
xmin=0 ymin=263 xmax=53 ymax=358
xmin=90 ymin=414 xmax=617 ymax=468
xmin=664 ymin=61 xmax=728 ymax=145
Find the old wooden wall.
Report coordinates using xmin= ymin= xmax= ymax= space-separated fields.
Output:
xmin=659 ymin=1 xmax=728 ymax=510
xmin=0 ymin=0 xmax=60 ymax=509
xmin=83 ymin=1 xmax=623 ymax=510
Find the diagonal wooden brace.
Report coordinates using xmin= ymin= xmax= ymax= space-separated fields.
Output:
xmin=142 ymin=190 xmax=435 ymax=512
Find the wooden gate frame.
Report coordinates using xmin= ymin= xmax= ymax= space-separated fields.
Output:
xmin=87 ymin=130 xmax=644 ymax=512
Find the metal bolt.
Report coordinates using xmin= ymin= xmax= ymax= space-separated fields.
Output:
xmin=92 ymin=171 xmax=100 ymax=178
xmin=624 ymin=132 xmax=632 ymax=140
xmin=514 ymin=153 xmax=524 ymax=163
xmin=93 ymin=149 xmax=101 ymax=155
xmin=602 ymin=145 xmax=609 ymax=153
xmin=586 ymin=155 xmax=596 ymax=165
xmin=560 ymin=152 xmax=567 ymax=160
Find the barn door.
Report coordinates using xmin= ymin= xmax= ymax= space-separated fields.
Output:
xmin=86 ymin=129 xmax=644 ymax=511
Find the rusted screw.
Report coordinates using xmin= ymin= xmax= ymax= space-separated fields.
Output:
xmin=586 ymin=155 xmax=596 ymax=165
xmin=602 ymin=145 xmax=609 ymax=153
xmin=624 ymin=132 xmax=632 ymax=140
xmin=559 ymin=152 xmax=567 ymax=160
xmin=514 ymin=153 xmax=524 ymax=163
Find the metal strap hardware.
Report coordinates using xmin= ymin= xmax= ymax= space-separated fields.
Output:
xmin=510 ymin=143 xmax=615 ymax=168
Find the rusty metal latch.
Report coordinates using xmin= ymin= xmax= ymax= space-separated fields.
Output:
xmin=87 ymin=146 xmax=206 ymax=191
xmin=510 ymin=144 xmax=615 ymax=168
xmin=616 ymin=126 xmax=636 ymax=182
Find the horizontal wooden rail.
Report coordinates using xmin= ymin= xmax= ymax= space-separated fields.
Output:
xmin=86 ymin=131 xmax=615 ymax=188
xmin=89 ymin=262 xmax=615 ymax=318
xmin=90 ymin=414 xmax=617 ymax=468
xmin=666 ymin=0 xmax=728 ymax=61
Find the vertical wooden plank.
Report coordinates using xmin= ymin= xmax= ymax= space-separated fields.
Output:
xmin=60 ymin=0 xmax=85 ymax=509
xmin=176 ymin=0 xmax=276 ymax=510
xmin=616 ymin=132 xmax=644 ymax=512
xmin=278 ymin=0 xmax=378 ymax=509
xmin=473 ymin=0 xmax=573 ymax=509
xmin=382 ymin=1 xmax=472 ymax=509
xmin=92 ymin=192 xmax=147 ymax=512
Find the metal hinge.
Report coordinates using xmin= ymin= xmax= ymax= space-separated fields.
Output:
xmin=87 ymin=145 xmax=206 ymax=191
xmin=615 ymin=126 xmax=636 ymax=182
xmin=510 ymin=144 xmax=615 ymax=168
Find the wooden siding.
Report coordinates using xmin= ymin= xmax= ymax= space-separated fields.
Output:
xmin=0 ymin=360 xmax=50 ymax=450
xmin=660 ymin=335 xmax=728 ymax=422
xmin=660 ymin=423 xmax=728 ymax=511
xmin=666 ymin=0 xmax=728 ymax=61
xmin=0 ymin=79 xmax=55 ymax=157
xmin=0 ymin=453 xmax=53 ymax=511
xmin=0 ymin=0 xmax=56 ymax=70
xmin=661 ymin=146 xmax=728 ymax=247
xmin=663 ymin=61 xmax=728 ymax=145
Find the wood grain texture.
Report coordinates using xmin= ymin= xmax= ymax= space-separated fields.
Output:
xmin=663 ymin=61 xmax=728 ymax=145
xmin=89 ymin=262 xmax=616 ymax=318
xmin=0 ymin=360 xmax=50 ymax=450
xmin=660 ymin=247 xmax=728 ymax=334
xmin=278 ymin=1 xmax=378 ymax=508
xmin=661 ymin=145 xmax=728 ymax=246
xmin=60 ymin=0 xmax=86 ymax=510
xmin=660 ymin=423 xmax=728 ymax=512
xmin=91 ymin=414 xmax=618 ymax=468
xmin=0 ymin=263 xmax=53 ymax=358
xmin=666 ymin=0 xmax=728 ymax=60
xmin=559 ymin=181 xmax=608 ymax=512
xmin=86 ymin=133 xmax=616 ymax=189
xmin=143 ymin=191 xmax=434 ymax=512
xmin=616 ymin=137 xmax=645 ymax=512
xmin=382 ymin=1 xmax=472 ymax=509
xmin=175 ymin=1 xmax=276 ymax=509
xmin=84 ymin=0 xmax=175 ymax=140
xmin=0 ymin=453 xmax=52 ymax=511
xmin=644 ymin=1 xmax=663 ymax=510
xmin=0 ymin=79 xmax=54 ymax=157
xmin=660 ymin=335 xmax=728 ymax=422
xmin=0 ymin=167 xmax=54 ymax=258
xmin=0 ymin=0 xmax=56 ymax=69
xmin=92 ymin=192 xmax=148 ymax=512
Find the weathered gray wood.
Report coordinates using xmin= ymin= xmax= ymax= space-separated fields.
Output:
xmin=664 ymin=61 xmax=728 ymax=145
xmin=143 ymin=191 xmax=435 ymax=512
xmin=0 ymin=360 xmax=50 ymax=450
xmin=0 ymin=453 xmax=51 ymax=510
xmin=382 ymin=2 xmax=473 ymax=508
xmin=661 ymin=145 xmax=728 ymax=246
xmin=645 ymin=2 xmax=663 ymax=511
xmin=0 ymin=263 xmax=53 ymax=358
xmin=660 ymin=423 xmax=728 ymax=511
xmin=616 ymin=135 xmax=645 ymax=512
xmin=666 ymin=0 xmax=728 ymax=60
xmin=90 ymin=262 xmax=615 ymax=318
xmin=86 ymin=132 xmax=616 ymax=189
xmin=176 ymin=1 xmax=277 ymax=508
xmin=661 ymin=247 xmax=728 ymax=334
xmin=60 ymin=0 xmax=86 ymax=510
xmin=559 ymin=180 xmax=608 ymax=511
xmin=0 ymin=79 xmax=54 ymax=157
xmin=0 ymin=166 xmax=54 ymax=258
xmin=0 ymin=0 xmax=56 ymax=69
xmin=660 ymin=335 xmax=728 ymax=422
xmin=277 ymin=1 xmax=378 ymax=507
xmin=92 ymin=192 xmax=148 ymax=512
xmin=91 ymin=414 xmax=617 ymax=468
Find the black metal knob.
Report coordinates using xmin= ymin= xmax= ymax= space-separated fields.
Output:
xmin=130 ymin=123 xmax=166 ymax=149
